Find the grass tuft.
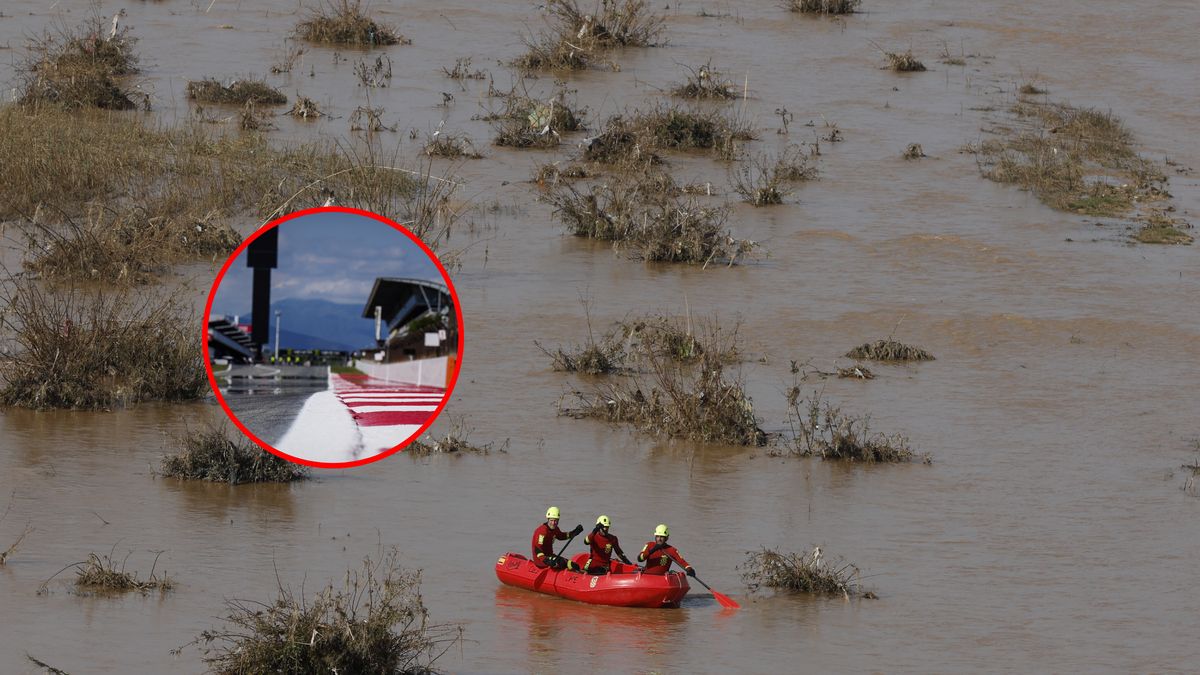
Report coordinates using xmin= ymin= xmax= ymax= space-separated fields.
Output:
xmin=294 ymin=0 xmax=408 ymax=46
xmin=731 ymin=145 xmax=818 ymax=206
xmin=670 ymin=61 xmax=739 ymax=100
xmin=160 ymin=424 xmax=309 ymax=484
xmin=0 ymin=280 xmax=204 ymax=410
xmin=186 ymin=78 xmax=287 ymax=105
xmin=187 ymin=549 xmax=460 ymax=673
xmin=75 ymin=550 xmax=173 ymax=594
xmin=19 ymin=14 xmax=141 ymax=110
xmin=785 ymin=0 xmax=861 ymax=14
xmin=514 ymin=0 xmax=664 ymax=71
xmin=845 ymin=338 xmax=934 ymax=361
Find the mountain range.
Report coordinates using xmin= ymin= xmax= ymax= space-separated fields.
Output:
xmin=241 ymin=298 xmax=377 ymax=352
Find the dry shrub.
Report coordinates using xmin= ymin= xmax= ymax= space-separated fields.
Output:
xmin=423 ymin=133 xmax=483 ymax=159
xmin=561 ymin=351 xmax=766 ymax=446
xmin=537 ymin=338 xmax=626 ymax=374
xmin=19 ymin=14 xmax=140 ymax=110
xmin=514 ymin=0 xmax=664 ymax=71
xmin=442 ymin=57 xmax=488 ymax=81
xmin=546 ymin=173 xmax=756 ymax=265
xmin=741 ymin=547 xmax=871 ymax=598
xmin=902 ymin=143 xmax=925 ymax=160
xmin=620 ymin=314 xmax=740 ymax=364
xmin=187 ymin=550 xmax=460 ymax=673
xmin=1183 ymin=458 xmax=1200 ymax=497
xmin=285 ymin=96 xmax=326 ymax=119
xmin=845 ymin=338 xmax=933 ymax=361
xmin=786 ymin=0 xmax=861 ymax=14
xmin=160 ymin=424 xmax=309 ymax=484
xmin=885 ymin=49 xmax=926 ymax=72
xmin=1019 ymin=82 xmax=1047 ymax=96
xmin=783 ymin=389 xmax=928 ymax=463
xmin=75 ymin=550 xmax=173 ymax=594
xmin=294 ymin=0 xmax=408 ymax=46
xmin=731 ymin=145 xmax=818 ymax=206
xmin=354 ymin=54 xmax=393 ymax=87
xmin=671 ymin=61 xmax=738 ymax=100
xmin=488 ymin=82 xmax=587 ymax=148
xmin=583 ymin=105 xmax=755 ymax=163
xmin=186 ymin=78 xmax=287 ymax=105
xmin=408 ymin=419 xmax=499 ymax=456
xmin=0 ymin=280 xmax=205 ymax=410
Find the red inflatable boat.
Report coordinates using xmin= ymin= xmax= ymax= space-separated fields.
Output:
xmin=495 ymin=552 xmax=690 ymax=608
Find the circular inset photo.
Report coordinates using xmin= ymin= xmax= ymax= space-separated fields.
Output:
xmin=203 ymin=207 xmax=462 ymax=467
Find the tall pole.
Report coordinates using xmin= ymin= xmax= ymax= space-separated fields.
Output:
xmin=274 ymin=310 xmax=281 ymax=364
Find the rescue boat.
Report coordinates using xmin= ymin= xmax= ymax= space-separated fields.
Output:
xmin=495 ymin=552 xmax=690 ymax=608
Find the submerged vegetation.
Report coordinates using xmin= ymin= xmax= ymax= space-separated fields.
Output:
xmin=786 ymin=0 xmax=861 ymax=14
xmin=730 ymin=145 xmax=819 ymax=206
xmin=783 ymin=389 xmax=928 ymax=463
xmin=408 ymin=419 xmax=499 ymax=456
xmin=671 ymin=61 xmax=739 ymax=100
xmin=160 ymin=425 xmax=310 ymax=484
xmin=19 ymin=14 xmax=141 ymax=110
xmin=560 ymin=318 xmax=765 ymax=448
xmin=0 ymin=280 xmax=204 ymax=410
xmin=488 ymin=83 xmax=588 ymax=148
xmin=294 ymin=0 xmax=408 ymax=46
xmin=884 ymin=49 xmax=926 ymax=72
xmin=972 ymin=99 xmax=1183 ymax=241
xmin=742 ymin=547 xmax=872 ymax=599
xmin=583 ymin=105 xmax=756 ymax=163
xmin=845 ymin=339 xmax=934 ymax=362
xmin=187 ymin=550 xmax=460 ymax=673
xmin=74 ymin=550 xmax=173 ymax=594
xmin=546 ymin=171 xmax=757 ymax=265
xmin=186 ymin=78 xmax=288 ymax=106
xmin=515 ymin=0 xmax=664 ymax=71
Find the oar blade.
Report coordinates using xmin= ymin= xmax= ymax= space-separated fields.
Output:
xmin=532 ymin=566 xmax=550 ymax=590
xmin=710 ymin=588 xmax=740 ymax=610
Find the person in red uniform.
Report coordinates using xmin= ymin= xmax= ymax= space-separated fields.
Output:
xmin=638 ymin=523 xmax=695 ymax=577
xmin=532 ymin=506 xmax=583 ymax=570
xmin=583 ymin=514 xmax=631 ymax=574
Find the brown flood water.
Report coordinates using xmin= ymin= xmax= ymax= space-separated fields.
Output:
xmin=2 ymin=1 xmax=1199 ymax=672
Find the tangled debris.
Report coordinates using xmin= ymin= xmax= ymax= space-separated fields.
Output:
xmin=742 ymin=547 xmax=873 ymax=599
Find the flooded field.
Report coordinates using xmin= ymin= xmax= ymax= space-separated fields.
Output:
xmin=1 ymin=0 xmax=1198 ymax=672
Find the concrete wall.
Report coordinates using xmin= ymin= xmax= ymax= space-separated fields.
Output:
xmin=356 ymin=356 xmax=449 ymax=388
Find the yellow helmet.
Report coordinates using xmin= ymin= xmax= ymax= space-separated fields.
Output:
xmin=654 ymin=524 xmax=669 ymax=537
xmin=546 ymin=506 xmax=561 ymax=520
xmin=596 ymin=515 xmax=611 ymax=527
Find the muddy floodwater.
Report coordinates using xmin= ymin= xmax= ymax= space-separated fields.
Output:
xmin=2 ymin=1 xmax=1199 ymax=673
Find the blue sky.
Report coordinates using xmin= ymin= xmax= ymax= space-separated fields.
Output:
xmin=210 ymin=211 xmax=446 ymax=316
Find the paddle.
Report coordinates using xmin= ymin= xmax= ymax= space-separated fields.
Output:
xmin=690 ymin=573 xmax=740 ymax=610
xmin=532 ymin=529 xmax=580 ymax=589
